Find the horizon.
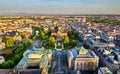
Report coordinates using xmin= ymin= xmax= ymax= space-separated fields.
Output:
xmin=0 ymin=0 xmax=120 ymax=14
xmin=0 ymin=13 xmax=120 ymax=16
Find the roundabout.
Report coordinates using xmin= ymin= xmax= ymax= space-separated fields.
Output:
xmin=32 ymin=26 xmax=78 ymax=50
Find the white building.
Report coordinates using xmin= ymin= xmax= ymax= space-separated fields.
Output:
xmin=67 ymin=47 xmax=99 ymax=72
xmin=17 ymin=47 xmax=52 ymax=69
xmin=0 ymin=56 xmax=5 ymax=64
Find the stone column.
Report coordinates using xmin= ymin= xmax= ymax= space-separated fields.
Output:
xmin=74 ymin=60 xmax=77 ymax=70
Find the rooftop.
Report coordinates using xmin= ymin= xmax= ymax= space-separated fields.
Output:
xmin=112 ymin=47 xmax=120 ymax=55
xmin=17 ymin=47 xmax=52 ymax=68
xmin=69 ymin=47 xmax=98 ymax=59
xmin=79 ymin=47 xmax=88 ymax=55
xmin=39 ymin=55 xmax=48 ymax=66
xmin=18 ymin=56 xmax=28 ymax=66
xmin=99 ymin=67 xmax=112 ymax=74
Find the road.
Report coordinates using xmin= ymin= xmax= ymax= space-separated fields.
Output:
xmin=50 ymin=50 xmax=69 ymax=74
xmin=51 ymin=51 xmax=64 ymax=74
xmin=55 ymin=51 xmax=64 ymax=74
xmin=0 ymin=38 xmax=26 ymax=55
xmin=62 ymin=50 xmax=68 ymax=74
xmin=31 ymin=40 xmax=41 ymax=48
xmin=0 ymin=27 xmax=37 ymax=55
xmin=7 ymin=39 xmax=41 ymax=74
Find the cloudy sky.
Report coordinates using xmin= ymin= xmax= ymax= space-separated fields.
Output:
xmin=0 ymin=0 xmax=120 ymax=14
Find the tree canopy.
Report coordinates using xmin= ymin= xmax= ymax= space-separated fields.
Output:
xmin=64 ymin=36 xmax=69 ymax=44
xmin=1 ymin=60 xmax=14 ymax=69
xmin=5 ymin=37 xmax=15 ymax=48
xmin=49 ymin=37 xmax=56 ymax=45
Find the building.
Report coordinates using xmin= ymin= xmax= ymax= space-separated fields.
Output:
xmin=43 ymin=25 xmax=49 ymax=31
xmin=112 ymin=47 xmax=120 ymax=61
xmin=82 ymin=17 xmax=86 ymax=23
xmin=14 ymin=33 xmax=22 ymax=41
xmin=0 ymin=56 xmax=5 ymax=64
xmin=94 ymin=46 xmax=120 ymax=74
xmin=0 ymin=42 xmax=6 ymax=49
xmin=0 ymin=38 xmax=6 ymax=49
xmin=17 ymin=27 xmax=32 ymax=38
xmin=51 ymin=30 xmax=67 ymax=38
xmin=67 ymin=47 xmax=99 ymax=72
xmin=17 ymin=47 xmax=52 ymax=74
xmin=67 ymin=51 xmax=74 ymax=68
xmin=0 ymin=37 xmax=2 ymax=42
xmin=17 ymin=69 xmax=42 ymax=74
xmin=102 ymin=34 xmax=114 ymax=42
xmin=117 ymin=69 xmax=120 ymax=74
xmin=86 ymin=38 xmax=95 ymax=48
xmin=74 ymin=47 xmax=99 ymax=71
xmin=98 ymin=67 xmax=112 ymax=74
xmin=115 ymin=40 xmax=120 ymax=47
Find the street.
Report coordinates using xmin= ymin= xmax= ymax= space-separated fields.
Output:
xmin=0 ymin=38 xmax=26 ymax=55
xmin=51 ymin=51 xmax=64 ymax=74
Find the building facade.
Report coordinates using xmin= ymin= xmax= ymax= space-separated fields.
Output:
xmin=67 ymin=47 xmax=99 ymax=72
xmin=17 ymin=47 xmax=52 ymax=74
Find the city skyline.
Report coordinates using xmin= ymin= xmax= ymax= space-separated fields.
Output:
xmin=0 ymin=0 xmax=120 ymax=15
xmin=0 ymin=14 xmax=120 ymax=74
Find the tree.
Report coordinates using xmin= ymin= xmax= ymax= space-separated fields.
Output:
xmin=51 ymin=35 xmax=57 ymax=39
xmin=14 ymin=54 xmax=21 ymax=64
xmin=70 ymin=34 xmax=75 ymax=39
xmin=23 ymin=41 xmax=29 ymax=48
xmin=5 ymin=50 xmax=13 ymax=57
xmin=1 ymin=62 xmax=9 ymax=69
xmin=64 ymin=36 xmax=69 ymax=44
xmin=2 ymin=60 xmax=14 ymax=69
xmin=32 ymin=36 xmax=36 ymax=40
xmin=23 ymin=39 xmax=32 ymax=48
xmin=83 ymin=44 xmax=89 ymax=49
xmin=38 ymin=27 xmax=42 ymax=32
xmin=67 ymin=30 xmax=72 ymax=36
xmin=64 ymin=36 xmax=70 ymax=48
xmin=70 ymin=39 xmax=77 ymax=47
xmin=27 ymin=39 xmax=32 ymax=44
xmin=41 ymin=31 xmax=45 ymax=40
xmin=16 ymin=47 xmax=24 ymax=54
xmin=69 ymin=31 xmax=77 ymax=39
xmin=49 ymin=37 xmax=56 ymax=45
xmin=21 ymin=34 xmax=25 ymax=38
xmin=44 ymin=29 xmax=50 ymax=35
xmin=19 ymin=44 xmax=25 ymax=49
xmin=5 ymin=37 xmax=15 ymax=48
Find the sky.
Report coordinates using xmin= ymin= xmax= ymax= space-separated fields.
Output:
xmin=0 ymin=0 xmax=120 ymax=14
